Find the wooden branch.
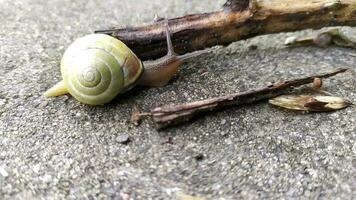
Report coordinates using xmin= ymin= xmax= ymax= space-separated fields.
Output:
xmin=150 ymin=68 xmax=347 ymax=130
xmin=95 ymin=0 xmax=356 ymax=60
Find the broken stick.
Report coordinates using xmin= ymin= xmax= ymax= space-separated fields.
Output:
xmin=150 ymin=68 xmax=348 ymax=130
xmin=95 ymin=0 xmax=356 ymax=60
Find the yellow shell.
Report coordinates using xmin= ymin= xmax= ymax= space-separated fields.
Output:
xmin=45 ymin=34 xmax=143 ymax=105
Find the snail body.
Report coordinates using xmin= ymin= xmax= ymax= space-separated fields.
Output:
xmin=44 ymin=23 xmax=209 ymax=105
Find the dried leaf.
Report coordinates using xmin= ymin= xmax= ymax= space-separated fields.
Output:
xmin=285 ymin=28 xmax=356 ymax=48
xmin=307 ymin=96 xmax=350 ymax=111
xmin=269 ymin=95 xmax=310 ymax=111
xmin=269 ymin=95 xmax=350 ymax=112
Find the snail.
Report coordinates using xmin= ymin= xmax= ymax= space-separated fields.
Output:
xmin=44 ymin=22 xmax=209 ymax=105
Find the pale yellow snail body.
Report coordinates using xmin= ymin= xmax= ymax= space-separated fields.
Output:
xmin=44 ymin=23 xmax=209 ymax=105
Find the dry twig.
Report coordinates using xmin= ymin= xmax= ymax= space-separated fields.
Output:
xmin=150 ymin=68 xmax=347 ymax=129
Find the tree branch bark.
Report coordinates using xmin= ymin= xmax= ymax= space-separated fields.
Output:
xmin=149 ymin=68 xmax=347 ymax=130
xmin=95 ymin=0 xmax=356 ymax=60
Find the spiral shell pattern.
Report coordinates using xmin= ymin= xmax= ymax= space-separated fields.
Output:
xmin=60 ymin=34 xmax=142 ymax=105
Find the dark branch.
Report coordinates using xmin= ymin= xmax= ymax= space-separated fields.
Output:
xmin=95 ymin=0 xmax=356 ymax=60
xmin=150 ymin=68 xmax=348 ymax=130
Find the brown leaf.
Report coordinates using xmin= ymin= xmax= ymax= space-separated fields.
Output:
xmin=269 ymin=95 xmax=350 ymax=112
xmin=307 ymin=96 xmax=351 ymax=111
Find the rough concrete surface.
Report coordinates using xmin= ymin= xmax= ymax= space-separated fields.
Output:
xmin=0 ymin=0 xmax=355 ymax=199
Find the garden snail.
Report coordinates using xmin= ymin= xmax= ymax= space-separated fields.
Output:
xmin=44 ymin=22 xmax=209 ymax=105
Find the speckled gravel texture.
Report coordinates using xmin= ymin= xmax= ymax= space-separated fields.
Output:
xmin=0 ymin=0 xmax=355 ymax=199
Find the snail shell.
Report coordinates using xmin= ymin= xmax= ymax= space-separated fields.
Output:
xmin=59 ymin=34 xmax=143 ymax=105
xmin=44 ymin=21 xmax=211 ymax=105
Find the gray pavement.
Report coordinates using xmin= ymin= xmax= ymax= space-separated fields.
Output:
xmin=0 ymin=0 xmax=355 ymax=199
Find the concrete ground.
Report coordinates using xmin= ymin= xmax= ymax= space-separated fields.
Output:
xmin=0 ymin=0 xmax=355 ymax=199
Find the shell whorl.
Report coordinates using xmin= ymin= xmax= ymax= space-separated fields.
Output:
xmin=60 ymin=34 xmax=142 ymax=105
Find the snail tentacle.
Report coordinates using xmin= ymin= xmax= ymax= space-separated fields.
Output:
xmin=138 ymin=20 xmax=211 ymax=87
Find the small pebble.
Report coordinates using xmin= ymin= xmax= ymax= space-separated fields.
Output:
xmin=194 ymin=153 xmax=204 ymax=161
xmin=221 ymin=119 xmax=227 ymax=125
xmin=220 ymin=131 xmax=228 ymax=137
xmin=248 ymin=44 xmax=258 ymax=50
xmin=38 ymin=100 xmax=49 ymax=108
xmin=116 ymin=134 xmax=130 ymax=144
